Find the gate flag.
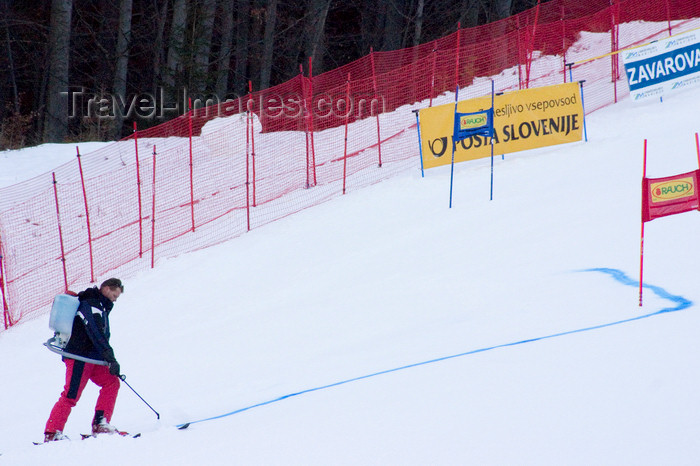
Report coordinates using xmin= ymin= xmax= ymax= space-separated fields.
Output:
xmin=642 ymin=169 xmax=700 ymax=222
xmin=639 ymin=135 xmax=700 ymax=308
xmin=453 ymin=108 xmax=494 ymax=144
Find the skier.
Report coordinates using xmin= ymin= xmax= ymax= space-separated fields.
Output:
xmin=44 ymin=278 xmax=125 ymax=442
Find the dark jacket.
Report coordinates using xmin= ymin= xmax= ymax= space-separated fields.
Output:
xmin=63 ymin=287 xmax=116 ymax=363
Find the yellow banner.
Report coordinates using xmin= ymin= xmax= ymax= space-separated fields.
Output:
xmin=419 ymin=83 xmax=584 ymax=169
xmin=650 ymin=176 xmax=695 ymax=203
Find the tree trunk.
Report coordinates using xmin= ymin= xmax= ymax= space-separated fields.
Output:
xmin=493 ymin=0 xmax=513 ymax=21
xmin=412 ymin=0 xmax=424 ymax=47
xmin=192 ymin=0 xmax=217 ymax=95
xmin=43 ymin=0 xmax=73 ymax=143
xmin=304 ymin=0 xmax=330 ymax=75
xmin=165 ymin=0 xmax=187 ymax=104
xmin=215 ymin=0 xmax=235 ymax=99
xmin=459 ymin=0 xmax=481 ymax=29
xmin=152 ymin=0 xmax=170 ymax=92
xmin=381 ymin=0 xmax=403 ymax=51
xmin=111 ymin=0 xmax=132 ymax=140
xmin=234 ymin=0 xmax=251 ymax=96
xmin=259 ymin=0 xmax=278 ymax=91
xmin=359 ymin=0 xmax=378 ymax=53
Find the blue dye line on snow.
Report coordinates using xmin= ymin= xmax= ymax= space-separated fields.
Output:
xmin=177 ymin=267 xmax=691 ymax=428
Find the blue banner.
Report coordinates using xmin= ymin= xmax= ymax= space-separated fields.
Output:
xmin=622 ymin=30 xmax=700 ymax=100
xmin=453 ymin=108 xmax=494 ymax=143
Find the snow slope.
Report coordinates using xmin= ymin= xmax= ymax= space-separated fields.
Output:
xmin=3 ymin=69 xmax=700 ymax=466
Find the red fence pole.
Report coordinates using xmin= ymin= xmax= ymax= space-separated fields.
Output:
xmin=300 ymin=64 xmax=311 ymax=188
xmin=133 ymin=122 xmax=143 ymax=258
xmin=454 ymin=23 xmax=461 ymax=90
xmin=561 ymin=6 xmax=567 ymax=83
xmin=610 ymin=0 xmax=620 ymax=103
xmin=342 ymin=74 xmax=351 ymax=195
xmin=665 ymin=0 xmax=673 ymax=36
xmin=430 ymin=40 xmax=437 ymax=107
xmin=0 ymin=232 xmax=10 ymax=329
xmin=526 ymin=0 xmax=542 ymax=89
xmin=370 ymin=47 xmax=383 ymax=167
xmin=695 ymin=132 xmax=700 ymax=168
xmin=52 ymin=172 xmax=69 ymax=292
xmin=249 ymin=80 xmax=257 ymax=207
xmin=517 ymin=16 xmax=524 ymax=89
xmin=150 ymin=146 xmax=157 ymax=269
xmin=76 ymin=146 xmax=95 ymax=283
xmin=308 ymin=56 xmax=317 ymax=186
xmin=245 ymin=109 xmax=251 ymax=231
xmin=639 ymin=139 xmax=648 ymax=306
xmin=188 ymin=97 xmax=195 ymax=232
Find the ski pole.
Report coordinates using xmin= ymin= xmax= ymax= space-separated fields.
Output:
xmin=119 ymin=374 xmax=160 ymax=419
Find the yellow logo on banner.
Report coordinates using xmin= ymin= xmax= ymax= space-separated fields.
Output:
xmin=460 ymin=114 xmax=486 ymax=130
xmin=650 ymin=177 xmax=695 ymax=202
xmin=418 ymin=83 xmax=584 ymax=170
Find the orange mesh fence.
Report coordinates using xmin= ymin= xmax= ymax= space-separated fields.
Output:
xmin=2 ymin=0 xmax=700 ymax=330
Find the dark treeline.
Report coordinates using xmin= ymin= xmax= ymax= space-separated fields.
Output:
xmin=0 ymin=0 xmax=543 ymax=148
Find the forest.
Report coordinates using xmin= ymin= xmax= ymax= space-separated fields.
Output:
xmin=0 ymin=0 xmax=545 ymax=148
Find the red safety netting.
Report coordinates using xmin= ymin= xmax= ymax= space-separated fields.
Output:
xmin=2 ymin=0 xmax=700 ymax=331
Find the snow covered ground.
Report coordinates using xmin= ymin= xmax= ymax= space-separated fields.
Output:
xmin=3 ymin=55 xmax=700 ymax=466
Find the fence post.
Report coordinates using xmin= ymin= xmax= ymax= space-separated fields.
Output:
xmin=245 ymin=109 xmax=251 ymax=231
xmin=342 ymin=73 xmax=351 ymax=195
xmin=430 ymin=40 xmax=437 ymax=107
xmin=133 ymin=122 xmax=143 ymax=258
xmin=665 ymin=0 xmax=672 ymax=36
xmin=454 ymin=22 xmax=461 ymax=91
xmin=369 ymin=47 xmax=383 ymax=167
xmin=0 ymin=231 xmax=10 ymax=329
xmin=516 ymin=16 xmax=524 ymax=89
xmin=188 ymin=97 xmax=195 ymax=232
xmin=610 ymin=0 xmax=620 ymax=103
xmin=76 ymin=147 xmax=95 ymax=283
xmin=248 ymin=80 xmax=257 ymax=207
xmin=300 ymin=65 xmax=311 ymax=188
xmin=52 ymin=172 xmax=69 ymax=291
xmin=308 ymin=56 xmax=317 ymax=186
xmin=561 ymin=6 xmax=567 ymax=83
xmin=525 ymin=0 xmax=542 ymax=88
xmin=150 ymin=146 xmax=157 ymax=269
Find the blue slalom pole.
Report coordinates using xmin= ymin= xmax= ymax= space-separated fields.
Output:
xmin=489 ymin=80 xmax=495 ymax=201
xmin=449 ymin=86 xmax=459 ymax=208
xmin=490 ymin=152 xmax=494 ymax=201
xmin=413 ymin=110 xmax=424 ymax=178
xmin=578 ymin=80 xmax=588 ymax=142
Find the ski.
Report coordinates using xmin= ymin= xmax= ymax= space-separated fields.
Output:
xmin=81 ymin=432 xmax=140 ymax=440
xmin=36 ymin=424 xmax=187 ymax=445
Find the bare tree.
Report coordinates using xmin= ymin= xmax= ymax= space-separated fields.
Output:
xmin=152 ymin=0 xmax=170 ymax=92
xmin=412 ymin=0 xmax=425 ymax=47
xmin=43 ymin=0 xmax=73 ymax=142
xmin=111 ymin=0 xmax=132 ymax=139
xmin=304 ymin=0 xmax=331 ymax=74
xmin=493 ymin=0 xmax=513 ymax=21
xmin=215 ymin=0 xmax=235 ymax=98
xmin=234 ymin=0 xmax=251 ymax=96
xmin=192 ymin=0 xmax=217 ymax=95
xmin=165 ymin=0 xmax=187 ymax=103
xmin=459 ymin=0 xmax=482 ymax=29
xmin=381 ymin=0 xmax=405 ymax=51
xmin=259 ymin=0 xmax=278 ymax=91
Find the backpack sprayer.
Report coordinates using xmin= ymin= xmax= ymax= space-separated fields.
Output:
xmin=44 ymin=293 xmax=108 ymax=366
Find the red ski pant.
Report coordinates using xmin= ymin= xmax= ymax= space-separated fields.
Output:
xmin=45 ymin=358 xmax=120 ymax=434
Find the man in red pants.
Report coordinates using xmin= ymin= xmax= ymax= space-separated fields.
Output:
xmin=44 ymin=278 xmax=125 ymax=442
